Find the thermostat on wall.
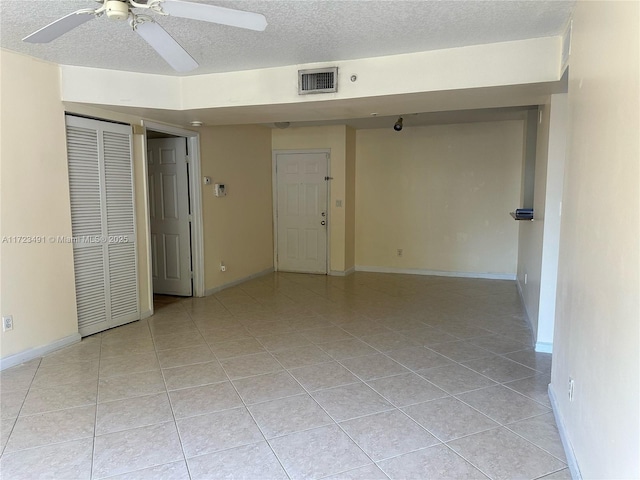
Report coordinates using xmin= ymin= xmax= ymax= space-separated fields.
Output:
xmin=214 ymin=183 xmax=227 ymax=197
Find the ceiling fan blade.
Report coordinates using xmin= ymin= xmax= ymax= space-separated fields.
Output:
xmin=23 ymin=10 xmax=96 ymax=43
xmin=135 ymin=20 xmax=199 ymax=72
xmin=160 ymin=0 xmax=267 ymax=31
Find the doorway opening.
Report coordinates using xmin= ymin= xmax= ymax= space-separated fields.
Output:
xmin=143 ymin=122 xmax=204 ymax=301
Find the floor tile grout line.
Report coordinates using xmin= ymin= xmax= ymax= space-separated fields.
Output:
xmin=91 ymin=431 xmax=181 ymax=480
xmin=0 ymin=434 xmax=98 ymax=458
xmin=89 ymin=332 xmax=104 ymax=480
xmin=318 ymin=464 xmax=392 ymax=480
xmin=429 ymin=422 xmax=503 ymax=445
xmin=452 ymin=390 xmax=553 ymax=429
xmin=10 ymin=356 xmax=42 ymax=416
xmin=439 ymin=437 xmax=497 ymax=479
xmin=147 ymin=316 xmax=194 ymax=480
xmin=225 ymin=377 xmax=294 ymax=480
xmin=497 ymin=349 xmax=552 ymax=374
xmin=4 ymin=390 xmax=98 ymax=418
xmin=1 ymin=355 xmax=53 ymax=456
xmin=502 ymin=421 xmax=569 ymax=464
xmin=532 ymin=466 xmax=572 ymax=479
xmin=418 ymin=356 xmax=512 ymax=386
xmin=497 ymin=378 xmax=554 ymax=407
xmin=500 ymin=381 xmax=555 ymax=408
xmin=339 ymin=402 xmax=446 ymax=452
xmin=443 ymin=427 xmax=564 ymax=479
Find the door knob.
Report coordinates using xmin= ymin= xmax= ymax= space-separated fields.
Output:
xmin=321 ymin=220 xmax=326 ymax=226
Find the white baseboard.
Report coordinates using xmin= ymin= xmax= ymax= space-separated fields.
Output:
xmin=549 ymin=385 xmax=582 ymax=480
xmin=204 ymin=267 xmax=275 ymax=296
xmin=140 ymin=309 xmax=153 ymax=320
xmin=535 ymin=341 xmax=553 ymax=353
xmin=0 ymin=333 xmax=81 ymax=371
xmin=329 ymin=266 xmax=355 ymax=277
xmin=355 ymin=265 xmax=516 ymax=281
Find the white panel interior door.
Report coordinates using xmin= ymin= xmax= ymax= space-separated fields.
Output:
xmin=276 ymin=152 xmax=328 ymax=274
xmin=66 ymin=115 xmax=139 ymax=337
xmin=147 ymin=138 xmax=192 ymax=296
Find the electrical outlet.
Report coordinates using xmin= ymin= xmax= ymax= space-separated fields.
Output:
xmin=568 ymin=377 xmax=575 ymax=402
xmin=2 ymin=315 xmax=14 ymax=332
xmin=397 ymin=249 xmax=403 ymax=257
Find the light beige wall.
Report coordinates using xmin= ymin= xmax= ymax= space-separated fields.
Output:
xmin=272 ymin=125 xmax=349 ymax=272
xmin=537 ymin=94 xmax=567 ymax=350
xmin=344 ymin=127 xmax=357 ymax=270
xmin=200 ymin=125 xmax=273 ymax=291
xmin=0 ymin=51 xmax=78 ymax=357
xmin=517 ymin=103 xmax=550 ymax=338
xmin=355 ymin=121 xmax=523 ymax=276
xmin=551 ymin=1 xmax=639 ymax=478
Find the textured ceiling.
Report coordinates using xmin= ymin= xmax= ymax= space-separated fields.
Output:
xmin=0 ymin=0 xmax=574 ymax=76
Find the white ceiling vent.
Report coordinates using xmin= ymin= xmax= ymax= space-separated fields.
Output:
xmin=298 ymin=67 xmax=338 ymax=94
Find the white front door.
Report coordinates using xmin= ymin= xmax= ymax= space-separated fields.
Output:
xmin=148 ymin=137 xmax=192 ymax=296
xmin=276 ymin=151 xmax=328 ymax=274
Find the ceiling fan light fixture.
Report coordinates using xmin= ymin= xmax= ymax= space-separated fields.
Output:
xmin=105 ymin=0 xmax=130 ymax=20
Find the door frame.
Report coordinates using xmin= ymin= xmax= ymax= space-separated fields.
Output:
xmin=143 ymin=121 xmax=205 ymax=298
xmin=272 ymin=149 xmax=331 ymax=274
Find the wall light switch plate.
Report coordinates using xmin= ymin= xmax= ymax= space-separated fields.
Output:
xmin=214 ymin=184 xmax=227 ymax=197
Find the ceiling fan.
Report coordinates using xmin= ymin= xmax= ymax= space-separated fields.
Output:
xmin=23 ymin=0 xmax=267 ymax=72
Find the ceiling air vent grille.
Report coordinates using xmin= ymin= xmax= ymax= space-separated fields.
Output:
xmin=298 ymin=67 xmax=338 ymax=94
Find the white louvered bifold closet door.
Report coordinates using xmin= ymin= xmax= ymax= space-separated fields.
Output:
xmin=66 ymin=115 xmax=139 ymax=336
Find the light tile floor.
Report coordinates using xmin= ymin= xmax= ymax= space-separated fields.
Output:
xmin=0 ymin=272 xmax=571 ymax=479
